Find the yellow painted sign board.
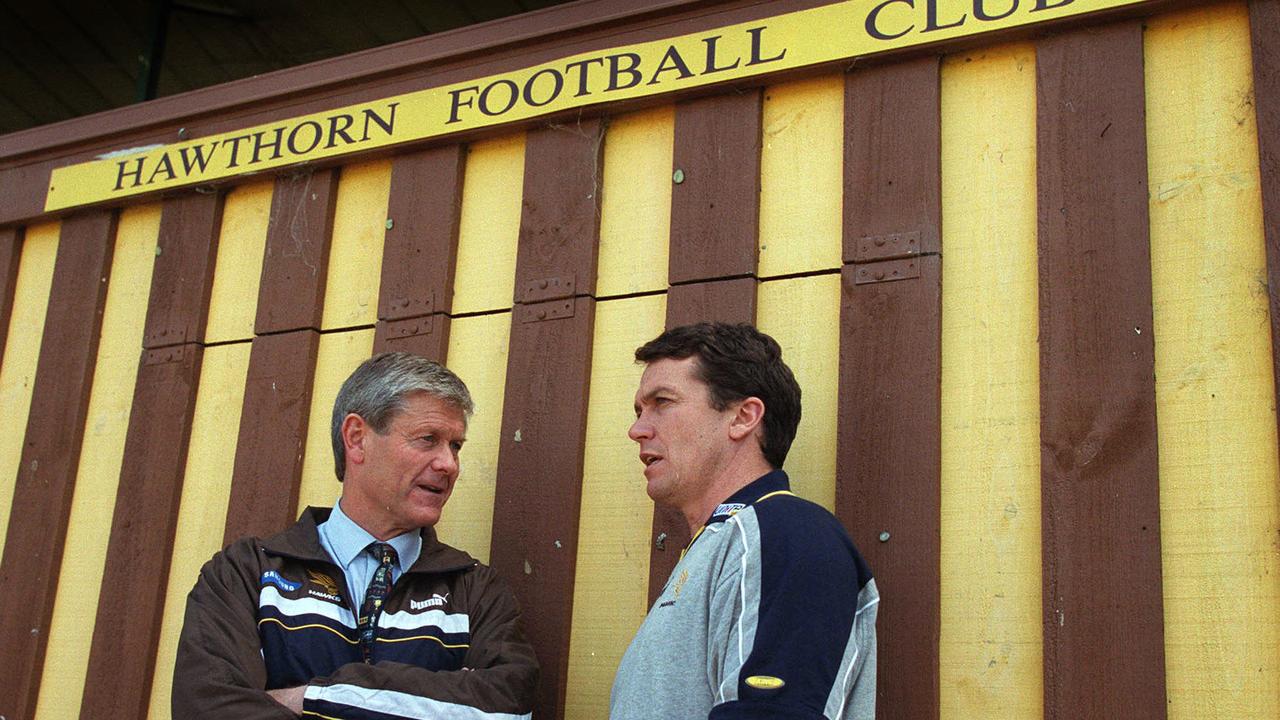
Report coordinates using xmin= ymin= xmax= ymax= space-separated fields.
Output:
xmin=45 ymin=0 xmax=1154 ymax=212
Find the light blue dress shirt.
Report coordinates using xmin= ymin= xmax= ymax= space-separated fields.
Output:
xmin=316 ymin=500 xmax=422 ymax=610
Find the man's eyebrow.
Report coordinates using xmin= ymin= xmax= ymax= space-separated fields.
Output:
xmin=637 ymin=385 xmax=679 ymax=402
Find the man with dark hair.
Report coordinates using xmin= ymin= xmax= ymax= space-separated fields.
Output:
xmin=174 ymin=352 xmax=537 ymax=719
xmin=610 ymin=323 xmax=878 ymax=720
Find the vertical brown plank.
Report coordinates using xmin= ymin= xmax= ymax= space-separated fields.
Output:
xmin=668 ymin=90 xmax=763 ymax=284
xmin=255 ymin=169 xmax=338 ymax=335
xmin=644 ymin=91 xmax=766 ymax=606
xmin=837 ymin=56 xmax=941 ymax=720
xmin=224 ymin=169 xmax=336 ymax=543
xmin=1037 ymin=24 xmax=1167 ymax=719
xmin=223 ymin=329 xmax=321 ymax=544
xmin=373 ymin=145 xmax=465 ymax=361
xmin=489 ymin=120 xmax=603 ymax=720
xmin=647 ymin=276 xmax=757 ymax=606
xmin=0 ymin=226 xmax=22 ymax=360
xmin=0 ymin=211 xmax=116 ymax=720
xmin=1251 ymin=0 xmax=1280 ymax=467
xmin=78 ymin=192 xmax=223 ymax=720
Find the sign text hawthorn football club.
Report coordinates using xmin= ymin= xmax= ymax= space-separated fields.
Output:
xmin=45 ymin=0 xmax=1153 ymax=212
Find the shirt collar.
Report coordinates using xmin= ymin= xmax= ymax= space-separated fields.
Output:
xmin=706 ymin=469 xmax=791 ymax=525
xmin=324 ymin=500 xmax=421 ymax=574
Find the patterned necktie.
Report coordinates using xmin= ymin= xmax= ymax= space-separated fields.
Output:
xmin=358 ymin=542 xmax=398 ymax=663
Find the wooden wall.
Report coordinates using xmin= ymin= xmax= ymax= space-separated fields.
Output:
xmin=0 ymin=2 xmax=1278 ymax=720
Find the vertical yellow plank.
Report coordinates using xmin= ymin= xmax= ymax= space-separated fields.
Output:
xmin=322 ymin=160 xmax=393 ymax=330
xmin=758 ymin=74 xmax=844 ymax=278
xmin=204 ymin=181 xmax=271 ymax=343
xmin=597 ymin=106 xmax=673 ymax=297
xmin=0 ymin=221 xmax=59 ymax=561
xmin=35 ymin=205 xmax=160 ymax=720
xmin=146 ymin=342 xmax=252 ymax=720
xmin=1146 ymin=5 xmax=1280 ymax=718
xmin=938 ymin=43 xmax=1042 ymax=720
xmin=756 ymin=274 xmax=841 ymax=510
xmin=452 ymin=134 xmax=525 ymax=314
xmin=436 ymin=312 xmax=513 ymax=563
xmin=296 ymin=328 xmax=376 ymax=512
xmin=564 ymin=294 xmax=665 ymax=720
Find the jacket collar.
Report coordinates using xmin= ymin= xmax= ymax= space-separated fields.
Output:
xmin=263 ymin=506 xmax=477 ymax=574
xmin=704 ymin=469 xmax=791 ymax=525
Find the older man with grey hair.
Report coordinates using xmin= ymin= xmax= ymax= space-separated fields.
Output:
xmin=173 ymin=352 xmax=538 ymax=719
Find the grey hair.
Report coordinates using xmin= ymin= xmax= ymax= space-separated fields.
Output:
xmin=331 ymin=352 xmax=474 ymax=480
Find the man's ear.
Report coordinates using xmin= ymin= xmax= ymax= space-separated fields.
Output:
xmin=342 ymin=413 xmax=369 ymax=466
xmin=727 ymin=397 xmax=765 ymax=442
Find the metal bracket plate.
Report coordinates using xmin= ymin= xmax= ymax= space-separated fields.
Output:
xmin=382 ymin=315 xmax=435 ymax=339
xmin=384 ymin=291 xmax=435 ymax=321
xmin=143 ymin=325 xmax=189 ymax=349
xmin=520 ymin=275 xmax=576 ymax=303
xmin=854 ymin=231 xmax=921 ymax=263
xmin=519 ymin=299 xmax=574 ymax=323
xmin=853 ymin=257 xmax=922 ymax=285
xmin=144 ymin=343 xmax=191 ymax=366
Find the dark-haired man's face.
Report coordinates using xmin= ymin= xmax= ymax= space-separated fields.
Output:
xmin=629 ymin=357 xmax=737 ymax=510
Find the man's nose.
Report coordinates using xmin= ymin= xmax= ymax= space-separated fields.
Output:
xmin=432 ymin=447 xmax=459 ymax=473
xmin=628 ymin=416 xmax=652 ymax=442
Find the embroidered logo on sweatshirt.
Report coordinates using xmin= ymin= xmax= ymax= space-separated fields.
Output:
xmin=261 ymin=570 xmax=300 ymax=592
xmin=411 ymin=593 xmax=450 ymax=611
xmin=306 ymin=570 xmax=343 ymax=602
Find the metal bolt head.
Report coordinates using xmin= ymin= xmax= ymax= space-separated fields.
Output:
xmin=878 ymin=531 xmax=890 ymax=542
xmin=672 ymin=168 xmax=685 ymax=184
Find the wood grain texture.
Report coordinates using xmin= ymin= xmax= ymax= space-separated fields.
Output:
xmin=0 ymin=227 xmax=21 ymax=359
xmin=647 ymin=276 xmax=757 ymax=605
xmin=79 ymin=191 xmax=224 ymax=720
xmin=489 ymin=120 xmax=604 ymax=720
xmin=223 ymin=328 xmax=321 ymax=544
xmin=255 ymin=169 xmax=338 ymax=335
xmin=373 ymin=145 xmax=465 ymax=360
xmin=1036 ymin=23 xmax=1166 ymax=719
xmin=1251 ymin=0 xmax=1280 ymax=479
xmin=79 ymin=347 xmax=205 ymax=720
xmin=844 ymin=57 xmax=941 ymax=259
xmin=669 ymin=90 xmax=762 ymax=284
xmin=837 ymin=57 xmax=941 ymax=720
xmin=0 ymin=211 xmax=116 ymax=720
xmin=141 ymin=192 xmax=224 ymax=347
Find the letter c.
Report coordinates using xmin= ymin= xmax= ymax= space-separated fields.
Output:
xmin=866 ymin=0 xmax=915 ymax=40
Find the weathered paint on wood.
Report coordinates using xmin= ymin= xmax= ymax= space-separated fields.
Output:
xmin=939 ymin=44 xmax=1043 ymax=719
xmin=1036 ymin=22 xmax=1167 ymax=719
xmin=0 ymin=211 xmax=116 ymax=720
xmin=374 ymin=145 xmax=465 ymax=359
xmin=839 ymin=55 xmax=942 ymax=720
xmin=323 ymin=160 xmax=392 ymax=331
xmin=565 ymin=294 xmax=665 ymax=720
xmin=255 ymin=170 xmax=338 ymax=335
xmin=490 ymin=120 xmax=604 ymax=720
xmin=759 ymin=75 xmax=844 ymax=278
xmin=223 ymin=328 xmax=321 ymax=544
xmin=1146 ymin=5 xmax=1280 ymax=716
xmin=0 ymin=223 xmax=58 ymax=562
xmin=80 ymin=192 xmax=223 ymax=720
xmin=669 ymin=90 xmax=762 ymax=284
xmin=1250 ymin=0 xmax=1280 ymax=478
xmin=147 ymin=342 xmax=252 ymax=719
xmin=34 ymin=206 xmax=160 ymax=720
xmin=0 ymin=227 xmax=22 ymax=359
xmin=204 ymin=181 xmax=272 ymax=344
